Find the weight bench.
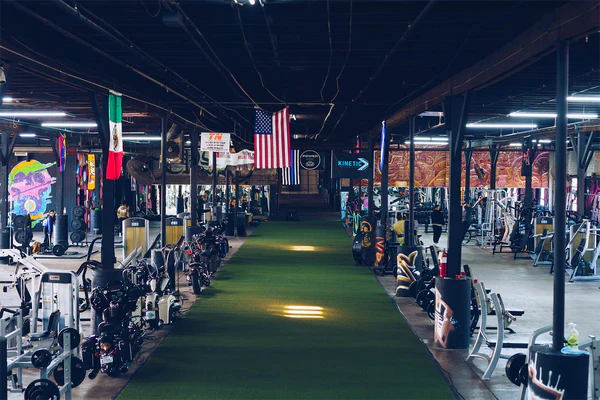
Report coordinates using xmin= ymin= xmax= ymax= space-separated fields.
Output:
xmin=467 ymin=282 xmax=527 ymax=380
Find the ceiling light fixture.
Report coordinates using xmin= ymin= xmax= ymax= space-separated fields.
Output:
xmin=19 ymin=133 xmax=36 ymax=138
xmin=418 ymin=111 xmax=443 ymax=117
xmin=466 ymin=123 xmax=537 ymax=129
xmin=0 ymin=111 xmax=66 ymax=117
xmin=41 ymin=121 xmax=97 ymax=128
xmin=538 ymin=139 xmax=552 ymax=143
xmin=509 ymin=112 xmax=598 ymax=119
xmin=509 ymin=143 xmax=522 ymax=147
xmin=249 ymin=0 xmax=256 ymax=4
xmin=567 ymin=96 xmax=600 ymax=103
xmin=122 ymin=135 xmax=161 ymax=141
xmin=2 ymin=96 xmax=13 ymax=103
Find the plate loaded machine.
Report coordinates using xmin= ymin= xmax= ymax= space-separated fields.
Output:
xmin=466 ymin=281 xmax=526 ymax=380
xmin=563 ymin=219 xmax=600 ymax=282
xmin=0 ymin=251 xmax=82 ymax=399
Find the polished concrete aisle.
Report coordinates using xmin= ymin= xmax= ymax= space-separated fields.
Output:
xmin=118 ymin=221 xmax=454 ymax=399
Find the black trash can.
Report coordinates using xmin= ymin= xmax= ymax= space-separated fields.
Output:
xmin=225 ymin=212 xmax=235 ymax=236
xmin=236 ymin=212 xmax=247 ymax=237
xmin=53 ymin=214 xmax=69 ymax=246
xmin=90 ymin=209 xmax=102 ymax=235
xmin=0 ymin=228 xmax=11 ymax=264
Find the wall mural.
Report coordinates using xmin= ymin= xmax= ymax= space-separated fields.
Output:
xmin=372 ymin=149 xmax=549 ymax=188
xmin=8 ymin=160 xmax=57 ymax=226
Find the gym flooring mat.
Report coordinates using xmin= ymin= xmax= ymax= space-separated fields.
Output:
xmin=118 ymin=221 xmax=454 ymax=399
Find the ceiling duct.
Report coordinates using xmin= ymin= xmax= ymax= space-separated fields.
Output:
xmin=166 ymin=124 xmax=183 ymax=163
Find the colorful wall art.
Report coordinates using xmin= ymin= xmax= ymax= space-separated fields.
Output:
xmin=372 ymin=148 xmax=549 ymax=188
xmin=8 ymin=160 xmax=57 ymax=226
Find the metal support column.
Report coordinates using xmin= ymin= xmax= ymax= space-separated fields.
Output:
xmin=211 ymin=152 xmax=218 ymax=221
xmin=489 ymin=145 xmax=499 ymax=190
xmin=443 ymin=92 xmax=470 ymax=277
xmin=380 ymin=125 xmax=390 ymax=227
xmin=464 ymin=151 xmax=472 ymax=205
xmin=573 ymin=129 xmax=595 ymax=214
xmin=234 ymin=170 xmax=240 ymax=227
xmin=190 ymin=132 xmax=199 ymax=225
xmin=408 ymin=116 xmax=416 ymax=246
xmin=367 ymin=138 xmax=375 ymax=218
xmin=52 ymin=137 xmax=64 ymax=215
xmin=0 ymin=133 xmax=9 ymax=230
xmin=160 ymin=118 xmax=167 ymax=244
xmin=553 ymin=41 xmax=568 ymax=351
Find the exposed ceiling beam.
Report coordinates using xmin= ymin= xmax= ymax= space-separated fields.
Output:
xmin=376 ymin=1 xmax=600 ymax=135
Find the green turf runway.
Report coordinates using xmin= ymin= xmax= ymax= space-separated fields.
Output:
xmin=119 ymin=221 xmax=454 ymax=400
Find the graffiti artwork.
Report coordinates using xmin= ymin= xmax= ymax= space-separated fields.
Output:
xmin=373 ymin=149 xmax=549 ymax=188
xmin=8 ymin=160 xmax=57 ymax=226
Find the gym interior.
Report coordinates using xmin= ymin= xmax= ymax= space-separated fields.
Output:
xmin=0 ymin=1 xmax=599 ymax=399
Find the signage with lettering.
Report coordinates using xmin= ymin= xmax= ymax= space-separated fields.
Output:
xmin=201 ymin=132 xmax=231 ymax=152
xmin=299 ymin=150 xmax=324 ymax=170
xmin=332 ymin=151 xmax=372 ymax=179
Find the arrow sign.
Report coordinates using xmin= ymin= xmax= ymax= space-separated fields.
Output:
xmin=358 ymin=158 xmax=369 ymax=171
xmin=332 ymin=151 xmax=372 ymax=179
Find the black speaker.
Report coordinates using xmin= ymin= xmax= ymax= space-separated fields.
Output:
xmin=70 ymin=206 xmax=86 ymax=244
xmin=13 ymin=215 xmax=33 ymax=246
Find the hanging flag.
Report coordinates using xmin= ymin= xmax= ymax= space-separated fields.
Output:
xmin=58 ymin=134 xmax=66 ymax=172
xmin=254 ymin=107 xmax=291 ymax=169
xmin=106 ymin=91 xmax=123 ymax=180
xmin=282 ymin=150 xmax=300 ymax=185
xmin=355 ymin=135 xmax=360 ymax=154
xmin=87 ymin=154 xmax=96 ymax=190
xmin=379 ymin=121 xmax=387 ymax=170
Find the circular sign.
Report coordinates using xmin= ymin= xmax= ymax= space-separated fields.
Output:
xmin=299 ymin=150 xmax=321 ymax=170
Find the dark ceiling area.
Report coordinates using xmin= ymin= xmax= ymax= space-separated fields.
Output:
xmin=0 ymin=0 xmax=598 ymax=148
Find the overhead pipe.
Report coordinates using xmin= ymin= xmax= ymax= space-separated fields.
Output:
xmin=352 ymin=0 xmax=438 ymax=102
xmin=6 ymin=0 xmax=217 ymax=119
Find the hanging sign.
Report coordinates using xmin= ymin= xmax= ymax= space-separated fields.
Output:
xmin=332 ymin=151 xmax=371 ymax=179
xmin=87 ymin=154 xmax=96 ymax=190
xmin=299 ymin=150 xmax=324 ymax=170
xmin=201 ymin=132 xmax=231 ymax=152
xmin=215 ymin=149 xmax=255 ymax=169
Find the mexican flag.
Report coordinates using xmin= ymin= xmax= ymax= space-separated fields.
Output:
xmin=106 ymin=91 xmax=123 ymax=180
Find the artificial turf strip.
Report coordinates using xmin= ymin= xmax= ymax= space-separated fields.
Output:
xmin=118 ymin=221 xmax=454 ymax=400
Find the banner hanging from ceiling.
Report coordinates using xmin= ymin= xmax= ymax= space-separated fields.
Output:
xmin=201 ymin=132 xmax=231 ymax=152
xmin=299 ymin=150 xmax=325 ymax=170
xmin=332 ymin=151 xmax=371 ymax=179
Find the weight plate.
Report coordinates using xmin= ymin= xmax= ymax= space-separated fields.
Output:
xmin=58 ymin=240 xmax=69 ymax=248
xmin=24 ymin=379 xmax=60 ymax=400
xmin=14 ymin=215 xmax=29 ymax=229
xmin=72 ymin=206 xmax=85 ymax=218
xmin=505 ymin=353 xmax=526 ymax=386
xmin=71 ymin=219 xmax=84 ymax=231
xmin=52 ymin=244 xmax=65 ymax=257
xmin=53 ymin=356 xmax=86 ymax=388
xmin=15 ymin=229 xmax=33 ymax=245
xmin=58 ymin=327 xmax=80 ymax=350
xmin=31 ymin=349 xmax=52 ymax=369
xmin=519 ymin=364 xmax=528 ymax=387
xmin=70 ymin=231 xmax=85 ymax=243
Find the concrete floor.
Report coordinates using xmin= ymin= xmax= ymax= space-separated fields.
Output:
xmin=0 ymin=228 xmax=252 ymax=400
xmin=376 ymin=229 xmax=600 ymax=400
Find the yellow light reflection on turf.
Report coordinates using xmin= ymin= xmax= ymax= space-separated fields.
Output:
xmin=282 ymin=305 xmax=325 ymax=319
xmin=289 ymin=246 xmax=315 ymax=252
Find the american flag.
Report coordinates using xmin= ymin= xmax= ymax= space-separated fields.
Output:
xmin=254 ymin=107 xmax=291 ymax=169
xmin=282 ymin=150 xmax=300 ymax=185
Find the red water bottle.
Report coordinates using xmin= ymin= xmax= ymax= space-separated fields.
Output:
xmin=439 ymin=251 xmax=447 ymax=278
